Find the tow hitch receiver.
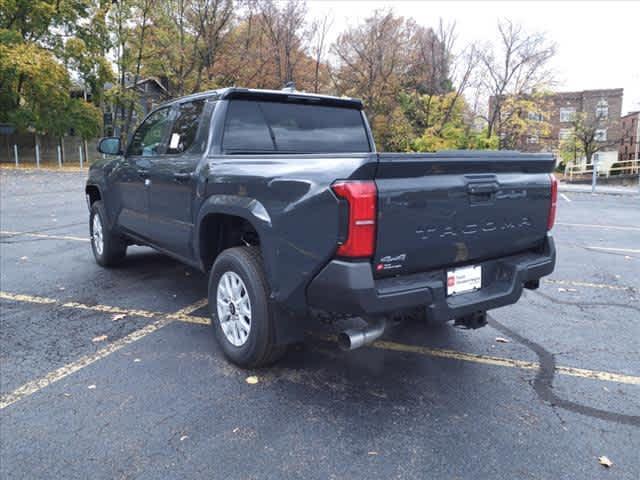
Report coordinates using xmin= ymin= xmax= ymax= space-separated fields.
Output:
xmin=454 ymin=311 xmax=487 ymax=329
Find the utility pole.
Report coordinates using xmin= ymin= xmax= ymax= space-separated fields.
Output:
xmin=591 ymin=152 xmax=599 ymax=194
xmin=635 ymin=112 xmax=639 ymax=192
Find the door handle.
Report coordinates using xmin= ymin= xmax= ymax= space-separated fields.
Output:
xmin=173 ymin=172 xmax=193 ymax=181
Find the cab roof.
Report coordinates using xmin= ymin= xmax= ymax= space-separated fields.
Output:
xmin=162 ymin=87 xmax=364 ymax=110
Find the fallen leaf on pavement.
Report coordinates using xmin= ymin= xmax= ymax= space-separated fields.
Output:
xmin=92 ymin=334 xmax=108 ymax=343
xmin=598 ymin=456 xmax=613 ymax=468
xmin=112 ymin=313 xmax=126 ymax=321
xmin=245 ymin=376 xmax=259 ymax=385
xmin=495 ymin=337 xmax=510 ymax=343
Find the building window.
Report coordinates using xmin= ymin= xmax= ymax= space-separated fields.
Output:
xmin=559 ymin=128 xmax=573 ymax=141
xmin=559 ymin=107 xmax=576 ymax=123
xmin=527 ymin=134 xmax=539 ymax=144
xmin=596 ymin=99 xmax=608 ymax=120
xmin=528 ymin=111 xmax=544 ymax=122
xmin=595 ymin=129 xmax=607 ymax=142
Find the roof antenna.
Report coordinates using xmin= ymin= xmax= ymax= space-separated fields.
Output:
xmin=281 ymin=81 xmax=296 ymax=92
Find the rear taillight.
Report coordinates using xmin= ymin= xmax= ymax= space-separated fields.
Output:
xmin=547 ymin=174 xmax=558 ymax=230
xmin=331 ymin=180 xmax=377 ymax=258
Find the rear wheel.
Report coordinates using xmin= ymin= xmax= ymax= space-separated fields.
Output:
xmin=208 ymin=247 xmax=286 ymax=368
xmin=90 ymin=201 xmax=127 ymax=267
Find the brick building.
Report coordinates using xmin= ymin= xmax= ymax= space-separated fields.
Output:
xmin=543 ymin=88 xmax=623 ymax=152
xmin=618 ymin=111 xmax=639 ymax=161
xmin=489 ymin=88 xmax=624 ymax=155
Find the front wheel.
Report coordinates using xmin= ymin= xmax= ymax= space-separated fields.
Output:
xmin=90 ymin=201 xmax=127 ymax=267
xmin=208 ymin=247 xmax=286 ymax=368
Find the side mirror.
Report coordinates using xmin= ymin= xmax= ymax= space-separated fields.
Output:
xmin=97 ymin=137 xmax=122 ymax=155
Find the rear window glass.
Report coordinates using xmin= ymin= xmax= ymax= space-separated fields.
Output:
xmin=222 ymin=100 xmax=370 ymax=153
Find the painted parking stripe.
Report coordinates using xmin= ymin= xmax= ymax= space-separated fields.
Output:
xmin=543 ymin=279 xmax=635 ymax=291
xmin=2 ymin=292 xmax=638 ymax=411
xmin=0 ymin=291 xmax=210 ymax=323
xmin=560 ymin=193 xmax=572 ymax=203
xmin=0 ymin=295 xmax=209 ymax=410
xmin=0 ymin=230 xmax=89 ymax=242
xmin=0 ymin=316 xmax=172 ymax=410
xmin=556 ymin=222 xmax=640 ymax=232
xmin=585 ymin=246 xmax=640 ymax=254
xmin=368 ymin=340 xmax=640 ymax=385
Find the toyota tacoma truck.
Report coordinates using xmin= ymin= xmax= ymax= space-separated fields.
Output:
xmin=87 ymin=87 xmax=557 ymax=367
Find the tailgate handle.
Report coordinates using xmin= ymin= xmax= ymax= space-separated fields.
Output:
xmin=467 ymin=182 xmax=499 ymax=194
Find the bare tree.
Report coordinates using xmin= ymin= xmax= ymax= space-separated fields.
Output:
xmin=406 ymin=19 xmax=455 ymax=95
xmin=569 ymin=112 xmax=620 ymax=165
xmin=193 ymin=0 xmax=234 ymax=90
xmin=257 ymin=0 xmax=308 ymax=87
xmin=310 ymin=14 xmax=332 ymax=93
xmin=123 ymin=0 xmax=158 ymax=141
xmin=480 ymin=19 xmax=556 ymax=141
xmin=331 ymin=9 xmax=412 ymax=110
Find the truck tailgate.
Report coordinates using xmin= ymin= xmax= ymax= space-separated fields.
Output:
xmin=373 ymin=151 xmax=555 ymax=276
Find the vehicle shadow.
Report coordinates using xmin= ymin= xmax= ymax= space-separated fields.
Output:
xmin=106 ymin=249 xmax=497 ymax=424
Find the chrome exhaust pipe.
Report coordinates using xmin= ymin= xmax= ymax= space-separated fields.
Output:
xmin=338 ymin=317 xmax=386 ymax=351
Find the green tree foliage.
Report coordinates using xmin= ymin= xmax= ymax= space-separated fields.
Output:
xmin=387 ymin=92 xmax=498 ymax=152
xmin=0 ymin=1 xmax=555 ymax=155
xmin=0 ymin=0 xmax=108 ymax=138
xmin=559 ymin=112 xmax=620 ymax=166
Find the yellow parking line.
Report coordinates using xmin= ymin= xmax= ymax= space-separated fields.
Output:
xmin=1 ymin=291 xmax=638 ymax=411
xmin=0 ymin=317 xmax=172 ymax=410
xmin=369 ymin=340 xmax=640 ymax=385
xmin=0 ymin=294 xmax=208 ymax=409
xmin=556 ymin=222 xmax=640 ymax=232
xmin=585 ymin=246 xmax=640 ymax=254
xmin=0 ymin=230 xmax=89 ymax=242
xmin=543 ymin=279 xmax=634 ymax=291
xmin=167 ymin=298 xmax=210 ymax=324
xmin=0 ymin=292 xmax=57 ymax=304
xmin=0 ymin=291 xmax=210 ymax=323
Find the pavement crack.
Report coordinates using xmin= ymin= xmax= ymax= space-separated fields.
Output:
xmin=534 ymin=290 xmax=640 ymax=315
xmin=488 ymin=315 xmax=640 ymax=427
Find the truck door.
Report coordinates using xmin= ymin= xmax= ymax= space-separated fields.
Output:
xmin=116 ymin=106 xmax=172 ymax=239
xmin=147 ymin=99 xmax=208 ymax=259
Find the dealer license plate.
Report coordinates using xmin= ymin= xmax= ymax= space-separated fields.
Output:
xmin=446 ymin=265 xmax=482 ymax=296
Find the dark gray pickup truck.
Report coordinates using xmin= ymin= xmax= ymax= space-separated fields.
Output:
xmin=87 ymin=87 xmax=557 ymax=367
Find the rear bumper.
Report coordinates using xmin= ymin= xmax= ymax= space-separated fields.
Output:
xmin=306 ymin=235 xmax=556 ymax=323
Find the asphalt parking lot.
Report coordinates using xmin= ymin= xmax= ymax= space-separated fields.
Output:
xmin=1 ymin=168 xmax=639 ymax=479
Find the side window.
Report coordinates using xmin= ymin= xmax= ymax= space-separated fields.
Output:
xmin=127 ymin=107 xmax=172 ymax=156
xmin=167 ymin=100 xmax=206 ymax=154
xmin=222 ymin=100 xmax=275 ymax=153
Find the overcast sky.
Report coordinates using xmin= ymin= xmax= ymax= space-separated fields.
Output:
xmin=306 ymin=0 xmax=640 ymax=115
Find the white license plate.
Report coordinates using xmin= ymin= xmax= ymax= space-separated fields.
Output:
xmin=446 ymin=265 xmax=482 ymax=296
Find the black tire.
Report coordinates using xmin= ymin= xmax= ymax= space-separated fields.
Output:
xmin=90 ymin=201 xmax=127 ymax=267
xmin=208 ymin=246 xmax=286 ymax=368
